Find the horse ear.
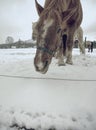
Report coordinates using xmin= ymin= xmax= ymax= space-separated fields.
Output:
xmin=35 ymin=0 xmax=44 ymax=16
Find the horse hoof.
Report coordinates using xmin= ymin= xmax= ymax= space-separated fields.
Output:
xmin=66 ymin=61 xmax=73 ymax=65
xmin=58 ymin=63 xmax=66 ymax=66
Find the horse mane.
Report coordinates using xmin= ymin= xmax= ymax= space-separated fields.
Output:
xmin=44 ymin=0 xmax=80 ymax=12
xmin=42 ymin=0 xmax=82 ymax=24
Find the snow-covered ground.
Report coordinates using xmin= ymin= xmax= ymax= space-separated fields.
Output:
xmin=0 ymin=48 xmax=96 ymax=130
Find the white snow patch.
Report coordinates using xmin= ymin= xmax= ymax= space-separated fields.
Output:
xmin=0 ymin=48 xmax=96 ymax=130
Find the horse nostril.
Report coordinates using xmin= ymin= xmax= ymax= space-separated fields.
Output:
xmin=35 ymin=62 xmax=44 ymax=71
xmin=45 ymin=60 xmax=49 ymax=67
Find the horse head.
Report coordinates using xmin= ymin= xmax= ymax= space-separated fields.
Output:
xmin=34 ymin=0 xmax=62 ymax=74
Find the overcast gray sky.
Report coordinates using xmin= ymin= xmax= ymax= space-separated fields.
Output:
xmin=0 ymin=0 xmax=96 ymax=44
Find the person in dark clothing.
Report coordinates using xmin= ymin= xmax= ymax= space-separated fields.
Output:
xmin=87 ymin=41 xmax=94 ymax=53
xmin=90 ymin=42 xmax=93 ymax=53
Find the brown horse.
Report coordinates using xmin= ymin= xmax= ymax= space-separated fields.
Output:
xmin=34 ymin=0 xmax=83 ymax=74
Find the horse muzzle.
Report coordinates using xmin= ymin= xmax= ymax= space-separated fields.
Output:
xmin=34 ymin=58 xmax=50 ymax=74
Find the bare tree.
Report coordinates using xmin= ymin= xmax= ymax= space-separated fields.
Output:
xmin=5 ymin=36 xmax=14 ymax=44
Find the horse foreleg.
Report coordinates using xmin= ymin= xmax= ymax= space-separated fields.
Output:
xmin=56 ymin=45 xmax=65 ymax=66
xmin=66 ymin=34 xmax=74 ymax=65
xmin=58 ymin=54 xmax=65 ymax=66
xmin=78 ymin=41 xmax=85 ymax=54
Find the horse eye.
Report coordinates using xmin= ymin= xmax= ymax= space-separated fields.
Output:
xmin=41 ymin=29 xmax=45 ymax=34
xmin=57 ymin=28 xmax=61 ymax=33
